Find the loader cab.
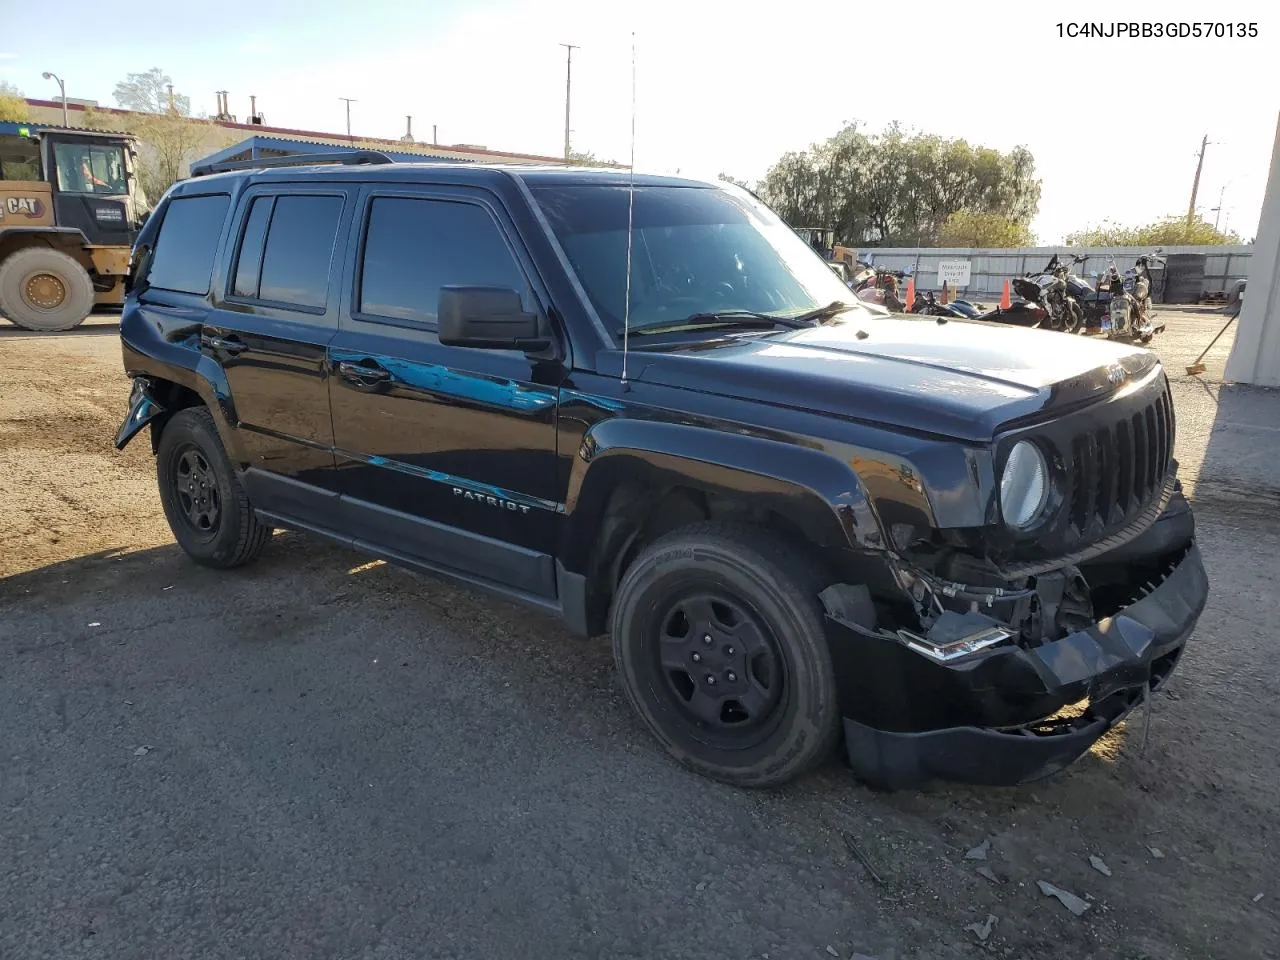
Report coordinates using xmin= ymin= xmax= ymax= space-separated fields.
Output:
xmin=42 ymin=130 xmax=140 ymax=246
xmin=0 ymin=124 xmax=142 ymax=245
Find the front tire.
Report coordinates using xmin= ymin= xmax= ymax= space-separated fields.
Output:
xmin=1066 ymin=301 xmax=1085 ymax=334
xmin=610 ymin=523 xmax=841 ymax=787
xmin=0 ymin=247 xmax=96 ymax=332
xmin=156 ymin=408 xmax=269 ymax=568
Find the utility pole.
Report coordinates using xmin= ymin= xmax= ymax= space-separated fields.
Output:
xmin=339 ymin=97 xmax=357 ymax=143
xmin=1187 ymin=133 xmax=1209 ymax=224
xmin=560 ymin=43 xmax=579 ymax=161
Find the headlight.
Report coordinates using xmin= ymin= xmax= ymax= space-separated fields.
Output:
xmin=1000 ymin=441 xmax=1049 ymax=529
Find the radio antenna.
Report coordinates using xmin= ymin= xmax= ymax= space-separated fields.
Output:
xmin=620 ymin=31 xmax=636 ymax=389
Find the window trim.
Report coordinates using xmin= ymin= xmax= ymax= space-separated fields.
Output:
xmin=145 ymin=192 xmax=233 ymax=297
xmin=223 ymin=188 xmax=348 ymax=316
xmin=349 ymin=190 xmax=538 ymax=334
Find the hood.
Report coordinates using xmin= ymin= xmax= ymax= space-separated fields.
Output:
xmin=629 ymin=312 xmax=1157 ymax=442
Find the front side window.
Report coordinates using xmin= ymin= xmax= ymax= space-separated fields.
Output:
xmin=53 ymin=142 xmax=127 ymax=195
xmin=531 ymin=183 xmax=858 ymax=338
xmin=146 ymin=194 xmax=231 ymax=295
xmin=358 ymin=196 xmax=530 ymax=326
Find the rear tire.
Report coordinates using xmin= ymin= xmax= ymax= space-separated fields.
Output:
xmin=156 ymin=407 xmax=269 ymax=569
xmin=0 ymin=247 xmax=96 ymax=332
xmin=610 ymin=522 xmax=841 ymax=787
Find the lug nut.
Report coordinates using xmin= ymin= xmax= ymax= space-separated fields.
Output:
xmin=706 ymin=675 xmax=716 ymax=686
xmin=691 ymin=652 xmax=702 ymax=663
xmin=726 ymin=646 xmax=735 ymax=655
xmin=726 ymin=671 xmax=737 ymax=682
xmin=702 ymin=634 xmax=713 ymax=646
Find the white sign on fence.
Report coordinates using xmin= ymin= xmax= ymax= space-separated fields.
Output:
xmin=937 ymin=259 xmax=972 ymax=288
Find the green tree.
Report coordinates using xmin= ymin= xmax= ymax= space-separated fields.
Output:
xmin=113 ymin=68 xmax=191 ymax=116
xmin=0 ymin=81 xmax=28 ymax=121
xmin=133 ymin=114 xmax=223 ymax=200
xmin=756 ymin=123 xmax=1041 ymax=248
xmin=1066 ymin=216 xmax=1241 ymax=246
xmin=938 ymin=210 xmax=1035 ymax=247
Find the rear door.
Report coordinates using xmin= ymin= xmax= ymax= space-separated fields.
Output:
xmin=328 ymin=184 xmax=566 ymax=598
xmin=203 ymin=184 xmax=355 ymax=523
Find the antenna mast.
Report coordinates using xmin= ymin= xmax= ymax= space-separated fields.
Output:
xmin=621 ymin=33 xmax=636 ymax=388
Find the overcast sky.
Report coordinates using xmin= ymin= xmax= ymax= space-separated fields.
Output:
xmin=3 ymin=0 xmax=1276 ymax=244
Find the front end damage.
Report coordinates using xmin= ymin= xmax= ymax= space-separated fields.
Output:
xmin=822 ymin=484 xmax=1208 ymax=789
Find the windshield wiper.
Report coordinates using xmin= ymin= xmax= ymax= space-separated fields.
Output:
xmin=619 ymin=310 xmax=813 ymax=337
xmin=790 ymin=300 xmax=860 ymax=325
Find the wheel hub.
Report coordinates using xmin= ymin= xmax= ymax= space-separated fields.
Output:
xmin=175 ymin=448 xmax=220 ymax=534
xmin=24 ymin=272 xmax=67 ymax=309
xmin=658 ymin=595 xmax=783 ymax=730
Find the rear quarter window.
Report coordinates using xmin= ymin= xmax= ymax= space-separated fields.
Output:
xmin=146 ymin=194 xmax=231 ymax=295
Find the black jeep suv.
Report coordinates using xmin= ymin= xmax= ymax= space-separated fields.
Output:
xmin=116 ymin=152 xmax=1207 ymax=789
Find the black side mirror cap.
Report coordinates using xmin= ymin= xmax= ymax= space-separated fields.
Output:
xmin=438 ymin=286 xmax=549 ymax=351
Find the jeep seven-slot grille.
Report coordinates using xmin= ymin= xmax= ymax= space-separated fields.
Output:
xmin=1064 ymin=385 xmax=1174 ymax=540
xmin=998 ymin=372 xmax=1177 ymax=575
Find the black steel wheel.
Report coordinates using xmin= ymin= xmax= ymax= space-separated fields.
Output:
xmin=172 ymin=447 xmax=222 ymax=538
xmin=611 ymin=522 xmax=840 ymax=787
xmin=156 ymin=407 xmax=269 ymax=568
xmin=650 ymin=591 xmax=787 ymax=744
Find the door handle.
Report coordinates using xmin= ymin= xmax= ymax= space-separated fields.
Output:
xmin=337 ymin=361 xmax=391 ymax=383
xmin=201 ymin=334 xmax=246 ymax=355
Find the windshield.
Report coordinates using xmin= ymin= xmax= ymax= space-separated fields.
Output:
xmin=53 ymin=142 xmax=128 ymax=195
xmin=530 ymin=182 xmax=858 ymax=337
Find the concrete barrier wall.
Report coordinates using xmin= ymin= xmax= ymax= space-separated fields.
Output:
xmin=852 ymin=245 xmax=1253 ymax=299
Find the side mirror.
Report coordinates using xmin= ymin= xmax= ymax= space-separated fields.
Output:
xmin=438 ymin=286 xmax=549 ymax=351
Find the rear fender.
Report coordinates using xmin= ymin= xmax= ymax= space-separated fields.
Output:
xmin=119 ymin=310 xmax=244 ymax=463
xmin=114 ymin=376 xmax=166 ymax=451
xmin=560 ymin=418 xmax=887 ymax=576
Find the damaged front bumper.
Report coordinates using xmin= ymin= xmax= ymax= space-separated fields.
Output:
xmin=826 ymin=536 xmax=1209 ymax=789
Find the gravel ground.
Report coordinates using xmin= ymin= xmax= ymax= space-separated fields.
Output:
xmin=1 ymin=309 xmax=1277 ymax=960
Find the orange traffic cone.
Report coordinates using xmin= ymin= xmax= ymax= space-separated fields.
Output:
xmin=904 ymin=276 xmax=916 ymax=311
xmin=940 ymin=281 xmax=949 ymax=305
xmin=1000 ymin=279 xmax=1012 ymax=310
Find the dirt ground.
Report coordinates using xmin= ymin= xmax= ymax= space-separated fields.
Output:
xmin=1 ymin=308 xmax=1276 ymax=960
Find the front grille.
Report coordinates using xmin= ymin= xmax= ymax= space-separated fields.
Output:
xmin=997 ymin=369 xmax=1176 ymax=575
xmin=1066 ymin=386 xmax=1174 ymax=536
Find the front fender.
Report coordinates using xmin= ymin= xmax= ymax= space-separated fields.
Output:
xmin=559 ymin=418 xmax=888 ymax=575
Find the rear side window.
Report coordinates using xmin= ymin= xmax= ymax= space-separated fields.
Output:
xmin=232 ymin=196 xmax=273 ymax=298
xmin=358 ymin=197 xmax=530 ymax=325
xmin=147 ymin=194 xmax=230 ymax=295
xmin=257 ymin=195 xmax=344 ymax=309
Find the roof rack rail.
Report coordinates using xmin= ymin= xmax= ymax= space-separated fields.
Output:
xmin=190 ymin=150 xmax=395 ymax=178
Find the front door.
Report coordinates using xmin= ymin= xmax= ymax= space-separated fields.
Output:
xmin=204 ymin=186 xmax=356 ymax=522
xmin=328 ymin=185 xmax=565 ymax=599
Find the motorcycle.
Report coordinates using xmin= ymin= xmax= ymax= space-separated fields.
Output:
xmin=853 ymin=264 xmax=909 ymax=312
xmin=973 ymin=276 xmax=1050 ymax=327
xmin=1099 ymin=254 xmax=1166 ymax=343
xmin=1028 ymin=254 xmax=1110 ymax=330
xmin=909 ymin=291 xmax=985 ymax=319
xmin=1027 ymin=254 xmax=1087 ymax=333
